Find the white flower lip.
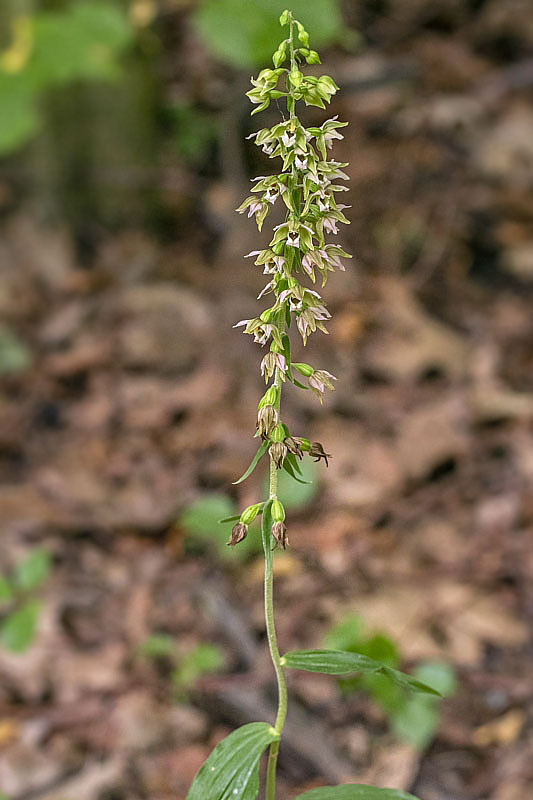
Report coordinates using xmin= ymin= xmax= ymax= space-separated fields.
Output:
xmin=281 ymin=131 xmax=296 ymax=147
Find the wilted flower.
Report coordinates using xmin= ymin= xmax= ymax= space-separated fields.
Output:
xmin=285 ymin=436 xmax=303 ymax=458
xmin=309 ymin=441 xmax=331 ymax=466
xmin=227 ymin=522 xmax=248 ymax=546
xmin=272 ymin=521 xmax=289 ymax=549
xmin=270 ymin=441 xmax=288 ymax=468
xmin=257 ymin=404 xmax=278 ymax=437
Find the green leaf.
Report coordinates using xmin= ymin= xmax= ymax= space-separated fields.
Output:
xmin=0 ymin=600 xmax=40 ymax=653
xmin=0 ymin=576 xmax=13 ymax=606
xmin=30 ymin=1 xmax=132 ymax=86
xmin=281 ymin=650 xmax=441 ymax=696
xmin=414 ymin=661 xmax=457 ymax=697
xmin=270 ymin=458 xmax=317 ymax=510
xmin=323 ymin=614 xmax=365 ymax=652
xmin=173 ymin=643 xmax=225 ymax=695
xmin=233 ymin=440 xmax=269 ymax=484
xmin=0 ymin=74 xmax=39 ymax=156
xmin=186 ymin=721 xmax=279 ymax=800
xmin=15 ymin=549 xmax=51 ymax=592
xmin=138 ymin=633 xmax=176 ymax=659
xmin=180 ymin=494 xmax=236 ymax=537
xmin=0 ymin=326 xmax=33 ymax=374
xmin=389 ymin=662 xmax=457 ymax=749
xmin=294 ymin=785 xmax=419 ymax=800
xmin=282 ymin=457 xmax=312 ymax=485
xmin=390 ymin=696 xmax=439 ymax=749
xmin=217 ymin=514 xmax=242 ymax=524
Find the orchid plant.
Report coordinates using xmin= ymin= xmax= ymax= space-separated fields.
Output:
xmin=186 ymin=11 xmax=438 ymax=800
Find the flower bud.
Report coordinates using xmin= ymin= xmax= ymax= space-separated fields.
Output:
xmin=292 ymin=362 xmax=314 ymax=377
xmin=306 ymin=50 xmax=321 ymax=64
xmin=271 ymin=498 xmax=285 ymax=523
xmin=270 ymin=441 xmax=287 ymax=468
xmin=285 ymin=436 xmax=303 ymax=459
xmin=240 ymin=503 xmax=262 ymax=526
xmin=271 ymin=423 xmax=286 ymax=443
xmin=272 ymin=46 xmax=286 ymax=68
xmin=272 ymin=521 xmax=289 ymax=549
xmin=258 ymin=386 xmax=278 ymax=409
xmin=260 ymin=309 xmax=273 ymax=323
xmin=257 ymin=404 xmax=278 ymax=437
xmin=227 ymin=522 xmax=247 ymax=546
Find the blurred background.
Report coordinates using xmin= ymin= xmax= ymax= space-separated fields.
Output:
xmin=0 ymin=1 xmax=532 ymax=799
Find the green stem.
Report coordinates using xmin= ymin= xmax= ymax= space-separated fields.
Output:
xmin=265 ymin=368 xmax=287 ymax=800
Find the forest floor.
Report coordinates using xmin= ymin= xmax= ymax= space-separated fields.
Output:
xmin=0 ymin=2 xmax=532 ymax=799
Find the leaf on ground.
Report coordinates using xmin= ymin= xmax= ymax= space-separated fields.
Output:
xmin=0 ymin=599 xmax=40 ymax=653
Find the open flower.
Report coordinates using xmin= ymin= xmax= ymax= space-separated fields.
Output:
xmin=260 ymin=352 xmax=287 ymax=381
xmin=308 ymin=369 xmax=337 ymax=400
xmin=281 ymin=130 xmax=296 ymax=148
xmin=264 ymin=186 xmax=279 ymax=204
xmin=322 ymin=216 xmax=339 ymax=235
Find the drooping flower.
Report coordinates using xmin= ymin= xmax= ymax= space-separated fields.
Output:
xmin=227 ymin=522 xmax=248 ymax=546
xmin=281 ymin=130 xmax=296 ymax=148
xmin=269 ymin=441 xmax=287 ymax=468
xmin=308 ymin=369 xmax=337 ymax=401
xmin=257 ymin=404 xmax=278 ymax=437
xmin=260 ymin=351 xmax=287 ymax=381
xmin=272 ymin=521 xmax=289 ymax=549
xmin=309 ymin=441 xmax=331 ymax=466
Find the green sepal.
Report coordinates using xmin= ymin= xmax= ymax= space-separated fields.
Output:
xmin=233 ymin=440 xmax=269 ymax=485
xmin=281 ymin=650 xmax=441 ymax=697
xmin=293 ymin=785 xmax=420 ymax=800
xmin=186 ymin=721 xmax=279 ymax=800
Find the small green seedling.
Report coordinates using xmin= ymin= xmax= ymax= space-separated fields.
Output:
xmin=138 ymin=635 xmax=225 ymax=700
xmin=0 ymin=549 xmax=51 ymax=653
